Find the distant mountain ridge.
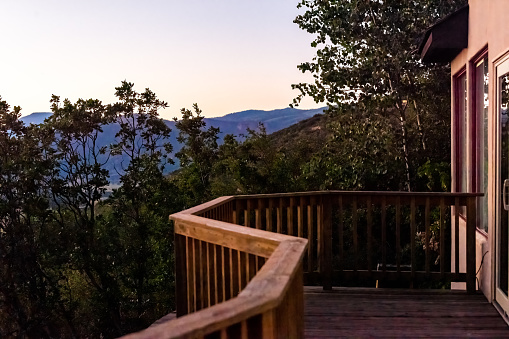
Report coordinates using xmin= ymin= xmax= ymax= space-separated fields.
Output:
xmin=20 ymin=107 xmax=325 ymax=133
xmin=20 ymin=112 xmax=52 ymax=125
xmin=21 ymin=106 xmax=326 ymax=183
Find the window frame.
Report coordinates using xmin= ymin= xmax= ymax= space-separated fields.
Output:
xmin=453 ymin=67 xmax=467 ymax=194
xmin=470 ymin=47 xmax=489 ymax=232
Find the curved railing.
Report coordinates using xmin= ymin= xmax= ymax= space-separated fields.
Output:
xmin=124 ymin=190 xmax=481 ymax=338
xmin=124 ymin=196 xmax=308 ymax=338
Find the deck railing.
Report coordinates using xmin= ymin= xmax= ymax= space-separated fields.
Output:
xmin=125 ymin=191 xmax=481 ymax=338
xmin=228 ymin=191 xmax=481 ymax=292
xmin=124 ymin=196 xmax=308 ymax=338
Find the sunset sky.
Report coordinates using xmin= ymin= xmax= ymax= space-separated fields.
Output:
xmin=0 ymin=0 xmax=321 ymax=119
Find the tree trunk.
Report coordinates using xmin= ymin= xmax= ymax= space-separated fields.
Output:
xmin=398 ymin=109 xmax=412 ymax=192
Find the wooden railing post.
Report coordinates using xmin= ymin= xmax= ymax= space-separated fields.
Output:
xmin=466 ymin=196 xmax=477 ymax=294
xmin=175 ymin=232 xmax=188 ymax=317
xmin=321 ymin=195 xmax=333 ymax=290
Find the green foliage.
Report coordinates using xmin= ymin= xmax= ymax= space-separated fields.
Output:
xmin=0 ymin=98 xmax=73 ymax=337
xmin=417 ymin=160 xmax=451 ymax=192
xmin=0 ymin=84 xmax=179 ymax=337
xmin=292 ymin=0 xmax=465 ymax=190
xmin=208 ymin=124 xmax=305 ymax=196
xmin=302 ymin=112 xmax=404 ymax=190
xmin=103 ymin=82 xmax=177 ymax=334
xmin=173 ymin=104 xmax=220 ymax=206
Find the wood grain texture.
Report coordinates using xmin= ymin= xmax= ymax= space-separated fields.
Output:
xmin=304 ymin=287 xmax=508 ymax=338
xmin=126 ymin=191 xmax=485 ymax=338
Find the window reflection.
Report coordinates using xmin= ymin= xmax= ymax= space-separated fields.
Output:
xmin=475 ymin=56 xmax=489 ymax=231
xmin=500 ymin=72 xmax=509 ymax=294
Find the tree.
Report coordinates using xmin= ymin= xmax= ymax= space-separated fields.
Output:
xmin=293 ymin=0 xmax=466 ymax=191
xmin=106 ymin=81 xmax=176 ymax=333
xmin=45 ymin=95 xmax=123 ymax=335
xmin=301 ymin=110 xmax=403 ymax=191
xmin=174 ymin=104 xmax=220 ymax=207
xmin=0 ymin=98 xmax=74 ymax=337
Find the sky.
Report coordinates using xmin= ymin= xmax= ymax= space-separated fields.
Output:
xmin=0 ymin=0 xmax=322 ymax=120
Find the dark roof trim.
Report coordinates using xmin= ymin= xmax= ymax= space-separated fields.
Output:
xmin=419 ymin=5 xmax=469 ymax=63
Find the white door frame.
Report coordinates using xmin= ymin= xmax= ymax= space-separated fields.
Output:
xmin=494 ymin=53 xmax=509 ymax=314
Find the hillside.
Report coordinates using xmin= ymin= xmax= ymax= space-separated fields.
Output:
xmin=21 ymin=106 xmax=326 ymax=183
xmin=269 ymin=111 xmax=330 ymax=149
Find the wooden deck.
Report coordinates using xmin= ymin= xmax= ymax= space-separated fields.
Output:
xmin=304 ymin=287 xmax=508 ymax=338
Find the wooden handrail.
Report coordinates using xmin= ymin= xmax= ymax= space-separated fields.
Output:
xmin=230 ymin=191 xmax=482 ymax=293
xmin=123 ymin=196 xmax=308 ymax=338
xmin=124 ymin=191 xmax=482 ymax=338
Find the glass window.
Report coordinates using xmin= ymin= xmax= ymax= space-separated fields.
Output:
xmin=474 ymin=55 xmax=489 ymax=231
xmin=455 ymin=71 xmax=468 ymax=193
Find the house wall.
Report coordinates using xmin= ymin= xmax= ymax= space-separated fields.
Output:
xmin=450 ymin=0 xmax=509 ymax=301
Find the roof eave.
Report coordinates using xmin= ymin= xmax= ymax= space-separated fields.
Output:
xmin=419 ymin=5 xmax=469 ymax=64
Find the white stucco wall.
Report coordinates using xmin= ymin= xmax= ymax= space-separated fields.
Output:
xmin=450 ymin=0 xmax=509 ymax=302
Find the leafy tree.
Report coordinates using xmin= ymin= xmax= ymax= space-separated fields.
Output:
xmin=210 ymin=124 xmax=305 ymax=195
xmin=292 ymin=0 xmax=466 ymax=191
xmin=174 ymin=104 xmax=220 ymax=207
xmin=0 ymin=98 xmax=74 ymax=337
xmin=45 ymin=95 xmax=123 ymax=335
xmin=106 ymin=81 xmax=176 ymax=333
xmin=301 ymin=110 xmax=403 ymax=190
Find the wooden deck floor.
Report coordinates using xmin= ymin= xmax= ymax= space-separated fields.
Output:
xmin=304 ymin=287 xmax=509 ymax=338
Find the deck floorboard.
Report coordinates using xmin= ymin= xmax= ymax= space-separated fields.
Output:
xmin=304 ymin=287 xmax=509 ymax=338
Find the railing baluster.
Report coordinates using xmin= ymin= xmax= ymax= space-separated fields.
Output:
xmin=197 ymin=240 xmax=204 ymax=310
xmin=288 ymin=197 xmax=295 ymax=236
xmin=411 ymin=197 xmax=416 ymax=282
xmin=267 ymin=198 xmax=274 ymax=232
xmin=206 ymin=242 xmax=212 ymax=307
xmin=191 ymin=239 xmax=200 ymax=312
xmin=215 ymin=245 xmax=223 ymax=304
xmin=455 ymin=197 xmax=460 ymax=277
xmin=175 ymin=233 xmax=188 ymax=317
xmin=381 ymin=197 xmax=387 ymax=273
xmin=240 ymin=320 xmax=248 ymax=339
xmin=322 ymin=195 xmax=332 ymax=290
xmin=317 ymin=195 xmax=322 ymax=274
xmin=298 ymin=196 xmax=305 ymax=238
xmin=229 ymin=249 xmax=237 ymax=298
xmin=425 ymin=197 xmax=431 ymax=275
xmin=256 ymin=199 xmax=263 ymax=230
xmin=440 ymin=197 xmax=445 ymax=278
xmin=396 ymin=196 xmax=401 ymax=273
xmin=201 ymin=241 xmax=208 ymax=309
xmin=238 ymin=250 xmax=244 ymax=297
xmin=277 ymin=197 xmax=283 ymax=233
xmin=249 ymin=254 xmax=256 ymax=281
xmin=338 ymin=195 xmax=344 ymax=273
xmin=308 ymin=196 xmax=315 ymax=273
xmin=240 ymin=251 xmax=247 ymax=290
xmin=245 ymin=200 xmax=251 ymax=228
xmin=262 ymin=310 xmax=276 ymax=338
xmin=367 ymin=196 xmax=373 ymax=273
xmin=233 ymin=200 xmax=240 ymax=225
xmin=466 ymin=196 xmax=476 ymax=293
xmin=353 ymin=196 xmax=358 ymax=272
xmin=223 ymin=247 xmax=231 ymax=301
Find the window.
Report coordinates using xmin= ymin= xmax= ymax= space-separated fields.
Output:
xmin=473 ymin=53 xmax=489 ymax=231
xmin=454 ymin=70 xmax=468 ymax=193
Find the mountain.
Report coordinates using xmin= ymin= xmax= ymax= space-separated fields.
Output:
xmin=20 ymin=112 xmax=52 ymax=125
xmin=21 ymin=106 xmax=326 ymax=183
xmin=209 ymin=107 xmax=326 ymax=134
